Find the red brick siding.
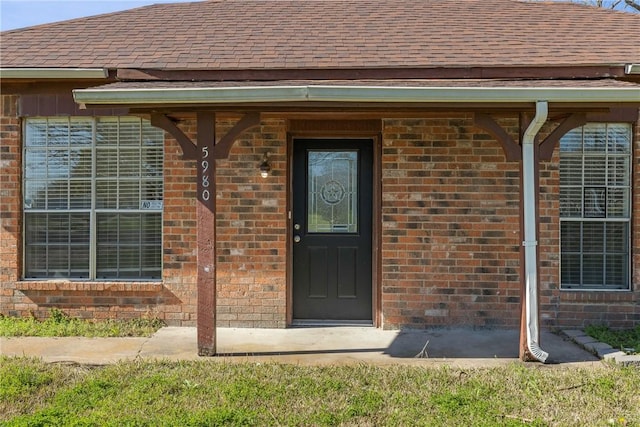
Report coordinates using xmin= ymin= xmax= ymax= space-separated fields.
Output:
xmin=0 ymin=95 xmax=21 ymax=316
xmin=159 ymin=120 xmax=198 ymax=325
xmin=380 ymin=115 xmax=523 ymax=328
xmin=1 ymin=93 xmax=639 ymax=329
xmin=214 ymin=119 xmax=288 ymax=328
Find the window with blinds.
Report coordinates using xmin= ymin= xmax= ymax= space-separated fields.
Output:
xmin=23 ymin=117 xmax=164 ymax=280
xmin=559 ymin=123 xmax=631 ymax=290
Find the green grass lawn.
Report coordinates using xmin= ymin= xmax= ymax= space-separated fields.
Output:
xmin=585 ymin=325 xmax=640 ymax=355
xmin=0 ymin=309 xmax=164 ymax=338
xmin=2 ymin=312 xmax=638 ymax=425
xmin=1 ymin=357 xmax=638 ymax=426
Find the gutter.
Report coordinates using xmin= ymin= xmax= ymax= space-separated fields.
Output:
xmin=73 ymin=85 xmax=640 ymax=105
xmin=522 ymin=101 xmax=549 ymax=363
xmin=625 ymin=64 xmax=640 ymax=75
xmin=0 ymin=68 xmax=108 ymax=79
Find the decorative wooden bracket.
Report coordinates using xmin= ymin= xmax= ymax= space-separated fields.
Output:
xmin=539 ymin=113 xmax=586 ymax=161
xmin=474 ymin=112 xmax=600 ymax=162
xmin=211 ymin=112 xmax=261 ymax=159
xmin=150 ymin=112 xmax=261 ymax=160
xmin=473 ymin=113 xmax=520 ymax=161
xmin=150 ymin=113 xmax=198 ymax=160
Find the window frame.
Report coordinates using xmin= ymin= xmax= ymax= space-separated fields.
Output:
xmin=559 ymin=123 xmax=632 ymax=291
xmin=22 ymin=116 xmax=164 ymax=281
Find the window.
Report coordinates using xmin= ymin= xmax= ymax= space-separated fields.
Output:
xmin=23 ymin=117 xmax=164 ymax=280
xmin=559 ymin=123 xmax=631 ymax=290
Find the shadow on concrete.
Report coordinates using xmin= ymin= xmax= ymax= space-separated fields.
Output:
xmin=383 ymin=328 xmax=598 ymax=363
xmin=209 ymin=327 xmax=598 ymax=364
xmin=1 ymin=326 xmax=600 ymax=366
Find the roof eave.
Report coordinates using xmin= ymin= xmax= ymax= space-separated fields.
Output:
xmin=0 ymin=68 xmax=109 ymax=79
xmin=73 ymin=85 xmax=640 ymax=106
xmin=626 ymin=64 xmax=640 ymax=75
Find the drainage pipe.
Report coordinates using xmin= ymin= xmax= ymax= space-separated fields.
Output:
xmin=522 ymin=101 xmax=549 ymax=363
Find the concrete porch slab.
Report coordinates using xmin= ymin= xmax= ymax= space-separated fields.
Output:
xmin=2 ymin=326 xmax=599 ymax=367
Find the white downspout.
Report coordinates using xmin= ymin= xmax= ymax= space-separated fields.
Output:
xmin=522 ymin=101 xmax=549 ymax=363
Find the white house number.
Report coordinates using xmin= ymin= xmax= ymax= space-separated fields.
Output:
xmin=200 ymin=146 xmax=210 ymax=201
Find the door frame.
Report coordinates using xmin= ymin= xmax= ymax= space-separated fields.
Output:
xmin=286 ymin=119 xmax=382 ymax=327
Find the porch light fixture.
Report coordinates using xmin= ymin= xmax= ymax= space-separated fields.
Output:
xmin=259 ymin=152 xmax=271 ymax=178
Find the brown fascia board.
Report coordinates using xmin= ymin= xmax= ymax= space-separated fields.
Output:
xmin=116 ymin=65 xmax=628 ymax=82
xmin=0 ymin=69 xmax=118 ymax=94
xmin=0 ymin=78 xmax=118 ymax=95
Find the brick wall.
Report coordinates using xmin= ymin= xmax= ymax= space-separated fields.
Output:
xmin=159 ymin=120 xmax=198 ymax=325
xmin=0 ymin=95 xmax=21 ymax=315
xmin=380 ymin=115 xmax=523 ymax=328
xmin=214 ymin=119 xmax=288 ymax=328
xmin=1 ymin=94 xmax=638 ymax=329
xmin=157 ymin=117 xmax=289 ymax=328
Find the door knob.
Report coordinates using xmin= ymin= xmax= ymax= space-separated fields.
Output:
xmin=293 ymin=235 xmax=301 ymax=243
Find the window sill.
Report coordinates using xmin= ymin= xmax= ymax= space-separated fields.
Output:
xmin=17 ymin=280 xmax=164 ymax=292
xmin=559 ymin=287 xmax=631 ymax=292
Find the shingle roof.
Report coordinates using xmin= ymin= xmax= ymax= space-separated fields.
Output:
xmin=1 ymin=0 xmax=639 ymax=71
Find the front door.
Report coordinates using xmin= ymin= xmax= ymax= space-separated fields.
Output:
xmin=292 ymin=139 xmax=373 ymax=322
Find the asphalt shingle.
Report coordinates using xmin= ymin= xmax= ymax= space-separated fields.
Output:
xmin=1 ymin=0 xmax=639 ymax=71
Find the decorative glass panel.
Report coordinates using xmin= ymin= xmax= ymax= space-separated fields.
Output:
xmin=307 ymin=151 xmax=358 ymax=233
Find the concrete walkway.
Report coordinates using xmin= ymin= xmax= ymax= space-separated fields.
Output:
xmin=1 ymin=326 xmax=601 ymax=368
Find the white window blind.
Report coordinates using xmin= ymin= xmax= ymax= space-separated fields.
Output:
xmin=559 ymin=123 xmax=631 ymax=290
xmin=23 ymin=117 xmax=164 ymax=280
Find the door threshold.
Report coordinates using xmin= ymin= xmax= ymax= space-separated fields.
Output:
xmin=291 ymin=319 xmax=374 ymax=327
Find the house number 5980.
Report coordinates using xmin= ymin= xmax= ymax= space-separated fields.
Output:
xmin=201 ymin=146 xmax=210 ymax=201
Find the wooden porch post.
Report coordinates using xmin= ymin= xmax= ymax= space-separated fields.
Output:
xmin=150 ymin=111 xmax=260 ymax=355
xmin=196 ymin=112 xmax=217 ymax=355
